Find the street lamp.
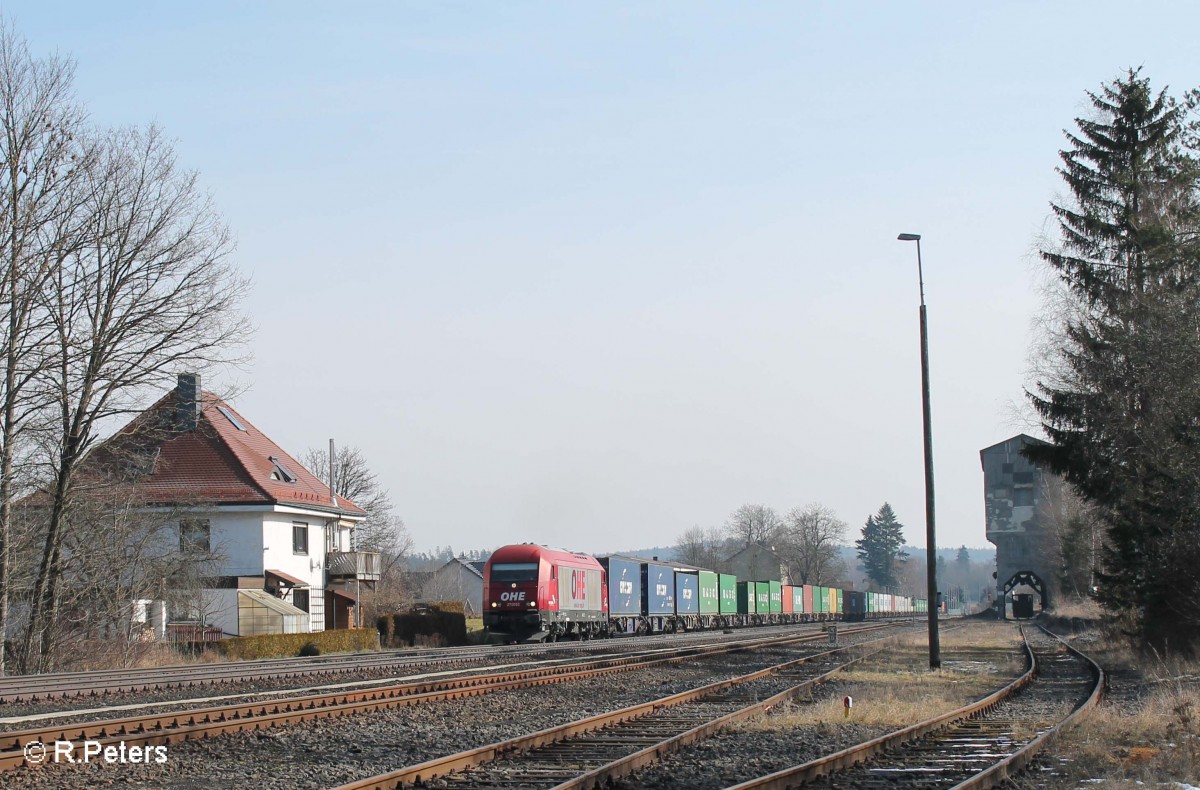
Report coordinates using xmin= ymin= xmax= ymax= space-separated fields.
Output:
xmin=898 ymin=232 xmax=941 ymax=669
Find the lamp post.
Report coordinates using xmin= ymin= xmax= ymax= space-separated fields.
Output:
xmin=897 ymin=232 xmax=940 ymax=669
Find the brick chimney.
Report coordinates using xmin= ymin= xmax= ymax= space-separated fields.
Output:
xmin=176 ymin=373 xmax=201 ymax=431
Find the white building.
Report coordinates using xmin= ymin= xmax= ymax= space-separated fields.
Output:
xmin=103 ymin=373 xmax=377 ymax=637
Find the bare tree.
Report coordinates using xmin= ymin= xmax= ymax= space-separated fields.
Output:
xmin=20 ymin=125 xmax=249 ymax=672
xmin=0 ymin=25 xmax=90 ymax=675
xmin=673 ymin=525 xmax=726 ymax=571
xmin=300 ymin=445 xmax=413 ymax=623
xmin=299 ymin=444 xmax=411 ymax=561
xmin=778 ymin=503 xmax=847 ymax=586
xmin=723 ymin=504 xmax=782 ymax=551
xmin=37 ymin=482 xmax=225 ymax=669
xmin=1036 ymin=475 xmax=1100 ymax=602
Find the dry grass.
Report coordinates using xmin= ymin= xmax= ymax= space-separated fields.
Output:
xmin=1048 ymin=598 xmax=1104 ymax=620
xmin=745 ymin=622 xmax=1026 ymax=731
xmin=1033 ymin=638 xmax=1200 ymax=787
xmin=51 ymin=638 xmax=223 ymax=672
xmin=1038 ymin=685 xmax=1200 ymax=787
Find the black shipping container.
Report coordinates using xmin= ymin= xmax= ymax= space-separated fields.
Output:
xmin=641 ymin=562 xmax=675 ymax=615
xmin=843 ymin=590 xmax=865 ymax=622
xmin=599 ymin=556 xmax=642 ymax=616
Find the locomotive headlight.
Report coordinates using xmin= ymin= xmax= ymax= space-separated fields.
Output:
xmin=528 ymin=600 xmax=535 ymax=606
xmin=511 ymin=582 xmax=517 ymax=589
xmin=491 ymin=602 xmax=498 ymax=608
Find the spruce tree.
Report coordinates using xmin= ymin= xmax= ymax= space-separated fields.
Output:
xmin=855 ymin=503 xmax=908 ymax=590
xmin=1027 ymin=69 xmax=1200 ymax=648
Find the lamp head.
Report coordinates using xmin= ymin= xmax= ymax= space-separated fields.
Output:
xmin=897 ymin=233 xmax=921 ymax=241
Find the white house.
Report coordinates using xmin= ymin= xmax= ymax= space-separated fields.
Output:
xmin=103 ymin=373 xmax=377 ymax=638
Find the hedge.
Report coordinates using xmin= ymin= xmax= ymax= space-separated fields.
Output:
xmin=215 ymin=628 xmax=379 ymax=660
xmin=378 ymin=605 xmax=467 ymax=647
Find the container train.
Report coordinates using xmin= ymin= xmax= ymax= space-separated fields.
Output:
xmin=482 ymin=543 xmax=929 ymax=642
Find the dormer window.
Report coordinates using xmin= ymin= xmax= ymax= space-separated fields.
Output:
xmin=269 ymin=456 xmax=296 ymax=483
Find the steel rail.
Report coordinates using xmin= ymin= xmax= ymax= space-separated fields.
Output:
xmin=722 ymin=627 xmax=1039 ymax=789
xmin=724 ymin=623 xmax=1102 ymax=789
xmin=0 ymin=622 xmax=834 ymax=703
xmin=0 ymin=637 xmax=670 ymax=702
xmin=329 ymin=636 xmax=902 ymax=790
xmin=0 ymin=622 xmax=898 ymax=771
xmin=947 ymin=624 xmax=1105 ymax=789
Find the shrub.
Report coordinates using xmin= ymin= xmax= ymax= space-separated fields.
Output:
xmin=376 ymin=614 xmax=395 ymax=645
xmin=298 ymin=642 xmax=320 ymax=657
xmin=388 ymin=605 xmax=468 ymax=647
xmin=214 ymin=628 xmax=378 ymax=661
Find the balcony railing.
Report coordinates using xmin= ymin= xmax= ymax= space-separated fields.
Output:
xmin=326 ymin=550 xmax=382 ymax=581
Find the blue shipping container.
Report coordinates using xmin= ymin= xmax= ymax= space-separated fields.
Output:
xmin=641 ymin=562 xmax=675 ymax=615
xmin=599 ymin=556 xmax=642 ymax=616
xmin=674 ymin=571 xmax=699 ymax=615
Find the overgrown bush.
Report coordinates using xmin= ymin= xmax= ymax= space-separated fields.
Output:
xmin=214 ymin=628 xmax=378 ymax=660
xmin=384 ymin=605 xmax=467 ymax=647
xmin=375 ymin=614 xmax=395 ymax=645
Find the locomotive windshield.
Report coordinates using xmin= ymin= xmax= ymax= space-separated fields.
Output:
xmin=489 ymin=562 xmax=538 ymax=582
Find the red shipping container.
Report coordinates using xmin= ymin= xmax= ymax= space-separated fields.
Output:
xmin=802 ymin=584 xmax=814 ymax=613
xmin=782 ymin=585 xmax=795 ymax=614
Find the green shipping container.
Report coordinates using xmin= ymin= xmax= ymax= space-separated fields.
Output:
xmin=754 ymin=582 xmax=770 ymax=613
xmin=719 ymin=573 xmax=738 ymax=615
xmin=813 ymin=586 xmax=826 ymax=614
xmin=790 ymin=585 xmax=805 ymax=613
xmin=697 ymin=570 xmax=720 ymax=615
xmin=769 ymin=580 xmax=783 ymax=614
xmin=835 ymin=588 xmax=843 ymax=614
xmin=737 ymin=581 xmax=757 ymax=614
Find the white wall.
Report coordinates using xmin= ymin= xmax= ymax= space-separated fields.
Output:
xmin=205 ymin=510 xmax=266 ymax=576
xmin=199 ymin=589 xmax=238 ymax=637
xmin=169 ymin=505 xmax=360 ymax=635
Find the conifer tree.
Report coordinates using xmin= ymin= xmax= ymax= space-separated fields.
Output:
xmin=855 ymin=503 xmax=908 ymax=590
xmin=1027 ymin=69 xmax=1200 ymax=647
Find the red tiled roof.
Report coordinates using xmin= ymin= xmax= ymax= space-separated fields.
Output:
xmin=102 ymin=389 xmax=366 ymax=518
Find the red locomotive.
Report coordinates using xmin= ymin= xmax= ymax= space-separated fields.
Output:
xmin=483 ymin=543 xmax=608 ymax=641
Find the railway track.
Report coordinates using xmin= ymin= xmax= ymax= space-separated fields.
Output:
xmin=0 ymin=628 xmax=799 ymax=704
xmin=723 ymin=624 xmax=1103 ymax=789
xmin=324 ymin=629 xmax=918 ymax=790
xmin=1 ymin=621 xmax=901 ymax=773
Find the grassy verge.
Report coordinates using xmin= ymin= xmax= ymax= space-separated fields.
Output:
xmin=1026 ymin=617 xmax=1200 ymax=787
xmin=746 ymin=622 xmax=1027 ymax=731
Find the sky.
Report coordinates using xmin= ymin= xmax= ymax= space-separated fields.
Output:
xmin=7 ymin=2 xmax=1197 ymax=555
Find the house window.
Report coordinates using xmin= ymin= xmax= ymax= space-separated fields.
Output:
xmin=180 ymin=519 xmax=210 ymax=553
xmin=293 ymin=588 xmax=309 ymax=613
xmin=293 ymin=521 xmax=309 ymax=555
